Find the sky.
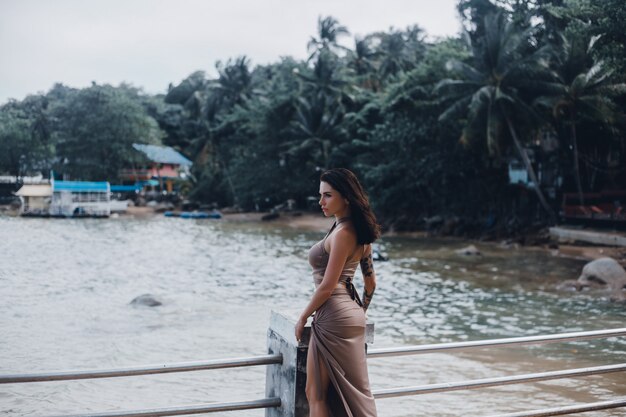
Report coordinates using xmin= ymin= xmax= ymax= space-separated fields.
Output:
xmin=0 ymin=0 xmax=461 ymax=104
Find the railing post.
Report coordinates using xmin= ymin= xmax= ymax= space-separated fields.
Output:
xmin=265 ymin=310 xmax=374 ymax=417
xmin=265 ymin=311 xmax=309 ymax=417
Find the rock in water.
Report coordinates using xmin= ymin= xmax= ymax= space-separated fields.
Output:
xmin=130 ymin=294 xmax=162 ymax=307
xmin=262 ymin=212 xmax=280 ymax=221
xmin=372 ymin=249 xmax=389 ymax=262
xmin=455 ymin=245 xmax=481 ymax=256
xmin=578 ymin=257 xmax=626 ymax=301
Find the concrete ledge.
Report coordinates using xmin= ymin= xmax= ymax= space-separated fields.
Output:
xmin=550 ymin=227 xmax=626 ymax=247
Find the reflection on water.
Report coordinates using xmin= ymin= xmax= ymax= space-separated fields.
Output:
xmin=0 ymin=216 xmax=625 ymax=416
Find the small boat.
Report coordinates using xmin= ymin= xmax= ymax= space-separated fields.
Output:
xmin=164 ymin=210 xmax=222 ymax=219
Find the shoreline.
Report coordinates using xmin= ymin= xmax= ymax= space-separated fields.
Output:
xmin=219 ymin=211 xmax=626 ymax=265
xmin=178 ymin=209 xmax=626 ymax=265
xmin=5 ymin=205 xmax=626 ymax=265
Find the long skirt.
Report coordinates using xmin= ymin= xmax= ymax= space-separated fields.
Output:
xmin=309 ymin=288 xmax=377 ymax=417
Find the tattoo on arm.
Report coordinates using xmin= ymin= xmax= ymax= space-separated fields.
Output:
xmin=362 ymin=288 xmax=375 ymax=312
xmin=360 ymin=252 xmax=376 ymax=312
xmin=360 ymin=252 xmax=374 ymax=279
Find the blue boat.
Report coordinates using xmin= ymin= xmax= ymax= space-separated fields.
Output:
xmin=164 ymin=211 xmax=222 ymax=219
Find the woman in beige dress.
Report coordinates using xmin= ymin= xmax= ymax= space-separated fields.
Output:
xmin=295 ymin=168 xmax=380 ymax=417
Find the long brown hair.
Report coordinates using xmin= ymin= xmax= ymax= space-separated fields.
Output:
xmin=320 ymin=168 xmax=381 ymax=244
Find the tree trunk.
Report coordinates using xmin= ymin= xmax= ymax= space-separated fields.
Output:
xmin=570 ymin=113 xmax=584 ymax=205
xmin=223 ymin=164 xmax=238 ymax=205
xmin=503 ymin=110 xmax=557 ymax=224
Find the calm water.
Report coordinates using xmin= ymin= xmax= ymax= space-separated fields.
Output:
xmin=0 ymin=216 xmax=625 ymax=417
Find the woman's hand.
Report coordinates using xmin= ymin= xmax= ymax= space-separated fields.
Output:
xmin=295 ymin=317 xmax=306 ymax=343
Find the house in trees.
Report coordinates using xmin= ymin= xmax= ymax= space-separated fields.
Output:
xmin=118 ymin=144 xmax=192 ymax=194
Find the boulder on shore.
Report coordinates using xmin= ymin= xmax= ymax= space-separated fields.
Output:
xmin=568 ymin=257 xmax=626 ymax=302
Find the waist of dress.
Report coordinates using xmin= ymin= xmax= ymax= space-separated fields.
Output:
xmin=315 ymin=280 xmax=350 ymax=290
xmin=313 ymin=273 xmax=354 ymax=286
xmin=313 ymin=277 xmax=364 ymax=306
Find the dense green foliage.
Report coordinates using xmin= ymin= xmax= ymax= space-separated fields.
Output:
xmin=1 ymin=83 xmax=161 ymax=181
xmin=2 ymin=0 xmax=625 ymax=233
xmin=51 ymin=84 xmax=163 ymax=181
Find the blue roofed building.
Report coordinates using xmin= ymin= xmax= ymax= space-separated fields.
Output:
xmin=117 ymin=144 xmax=192 ymax=195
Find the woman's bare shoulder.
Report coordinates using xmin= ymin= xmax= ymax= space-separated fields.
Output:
xmin=328 ymin=227 xmax=357 ymax=249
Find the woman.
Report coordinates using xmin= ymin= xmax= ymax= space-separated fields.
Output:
xmin=295 ymin=168 xmax=380 ymax=417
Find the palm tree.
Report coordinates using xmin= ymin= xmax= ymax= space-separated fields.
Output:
xmin=206 ymin=56 xmax=253 ymax=120
xmin=296 ymin=49 xmax=350 ymax=101
xmin=403 ymin=25 xmax=427 ymax=64
xmin=164 ymin=70 xmax=208 ymax=119
xmin=287 ymin=51 xmax=350 ymax=168
xmin=535 ymin=34 xmax=626 ymax=204
xmin=282 ymin=94 xmax=345 ymax=168
xmin=348 ymin=36 xmax=377 ymax=75
xmin=374 ymin=30 xmax=411 ymax=80
xmin=436 ymin=12 xmax=557 ymax=222
xmin=307 ymin=16 xmax=350 ymax=61
xmin=347 ymin=36 xmax=380 ymax=90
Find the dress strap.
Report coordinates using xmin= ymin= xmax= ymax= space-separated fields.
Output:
xmin=322 ymin=217 xmax=350 ymax=242
xmin=322 ymin=221 xmax=338 ymax=242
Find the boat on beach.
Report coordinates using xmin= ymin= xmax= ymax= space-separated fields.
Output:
xmin=163 ymin=210 xmax=222 ymax=219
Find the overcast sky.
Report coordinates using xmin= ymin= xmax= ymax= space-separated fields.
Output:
xmin=0 ymin=0 xmax=461 ymax=104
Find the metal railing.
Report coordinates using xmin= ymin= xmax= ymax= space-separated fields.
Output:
xmin=366 ymin=327 xmax=626 ymax=415
xmin=46 ymin=398 xmax=281 ymax=417
xmin=373 ymin=363 xmax=626 ymax=398
xmin=486 ymin=398 xmax=626 ymax=417
xmin=367 ymin=327 xmax=626 ymax=358
xmin=2 ymin=326 xmax=625 ymax=416
xmin=1 ymin=354 xmax=284 ymax=417
xmin=0 ymin=354 xmax=282 ymax=383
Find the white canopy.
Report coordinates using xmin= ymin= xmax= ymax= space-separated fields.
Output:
xmin=15 ymin=184 xmax=52 ymax=197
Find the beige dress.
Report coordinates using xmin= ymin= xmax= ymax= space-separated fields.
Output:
xmin=307 ymin=218 xmax=377 ymax=417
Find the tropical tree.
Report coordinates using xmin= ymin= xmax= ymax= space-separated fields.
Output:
xmin=307 ymin=16 xmax=350 ymax=61
xmin=164 ymin=70 xmax=207 ymax=113
xmin=374 ymin=30 xmax=412 ymax=81
xmin=208 ymin=56 xmax=253 ymax=119
xmin=457 ymin=0 xmax=501 ymax=41
xmin=284 ymin=93 xmax=346 ymax=169
xmin=347 ymin=36 xmax=380 ymax=90
xmin=51 ymin=84 xmax=163 ymax=181
xmin=536 ymin=33 xmax=626 ymax=203
xmin=0 ymin=95 xmax=53 ymax=177
xmin=287 ymin=48 xmax=352 ymax=169
xmin=544 ymin=0 xmax=626 ymax=76
xmin=436 ymin=12 xmax=557 ymax=222
xmin=347 ymin=36 xmax=377 ymax=75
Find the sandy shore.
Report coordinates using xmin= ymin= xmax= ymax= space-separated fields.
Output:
xmin=220 ymin=211 xmax=334 ymax=232
xmin=123 ymin=207 xmax=334 ymax=231
xmin=550 ymin=243 xmax=626 ymax=264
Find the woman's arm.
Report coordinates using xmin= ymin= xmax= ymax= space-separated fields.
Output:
xmin=359 ymin=244 xmax=376 ymax=312
xmin=295 ymin=229 xmax=355 ymax=341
